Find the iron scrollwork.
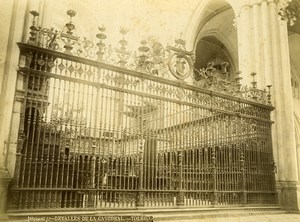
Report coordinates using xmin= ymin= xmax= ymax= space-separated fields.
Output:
xmin=9 ymin=8 xmax=277 ymax=211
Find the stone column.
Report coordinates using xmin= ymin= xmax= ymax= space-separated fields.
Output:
xmin=0 ymin=0 xmax=14 ymax=177
xmin=235 ymin=4 xmax=254 ymax=86
xmin=231 ymin=0 xmax=300 ymax=211
xmin=0 ymin=0 xmax=44 ymax=217
xmin=277 ymin=16 xmax=300 ymax=212
xmin=233 ymin=0 xmax=274 ymax=86
xmin=0 ymin=0 xmax=27 ymax=218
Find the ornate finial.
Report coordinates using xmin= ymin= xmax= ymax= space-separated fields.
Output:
xmin=30 ymin=10 xmax=39 ymax=17
xmin=266 ymin=85 xmax=272 ymax=104
xmin=251 ymin=72 xmax=257 ymax=88
xmin=61 ymin=10 xmax=79 ymax=54
xmin=174 ymin=32 xmax=186 ymax=50
xmin=138 ymin=40 xmax=149 ymax=53
xmin=28 ymin=11 xmax=40 ymax=44
xmin=221 ymin=62 xmax=229 ymax=79
xmin=120 ymin=27 xmax=129 ymax=36
xmin=136 ymin=40 xmax=150 ymax=72
xmin=96 ymin=26 xmax=107 ymax=61
xmin=234 ymin=71 xmax=243 ymax=91
xmin=65 ymin=10 xmax=76 ymax=35
xmin=119 ymin=27 xmax=129 ymax=51
xmin=67 ymin=10 xmax=76 ymax=21
xmin=250 ymin=72 xmax=258 ymax=100
xmin=98 ymin=25 xmax=105 ymax=32
xmin=117 ymin=27 xmax=129 ymax=67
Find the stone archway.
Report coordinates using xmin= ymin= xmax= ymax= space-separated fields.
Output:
xmin=194 ymin=34 xmax=236 ymax=81
xmin=184 ymin=0 xmax=236 ymax=51
xmin=183 ymin=0 xmax=238 ymax=80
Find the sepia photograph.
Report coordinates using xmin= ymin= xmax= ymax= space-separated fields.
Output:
xmin=0 ymin=0 xmax=300 ymax=221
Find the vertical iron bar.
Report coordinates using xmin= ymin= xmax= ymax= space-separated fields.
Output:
xmin=37 ymin=73 xmax=50 ymax=189
xmin=32 ymin=69 xmax=43 ymax=190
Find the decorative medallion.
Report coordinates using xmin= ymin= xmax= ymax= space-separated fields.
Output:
xmin=168 ymin=53 xmax=192 ymax=80
xmin=166 ymin=37 xmax=194 ymax=80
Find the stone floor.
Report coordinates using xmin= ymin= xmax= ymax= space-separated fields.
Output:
xmin=3 ymin=207 xmax=300 ymax=222
xmin=159 ymin=213 xmax=300 ymax=222
xmin=3 ymin=214 xmax=300 ymax=222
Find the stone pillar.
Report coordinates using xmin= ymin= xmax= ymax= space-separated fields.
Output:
xmin=0 ymin=0 xmax=26 ymax=218
xmin=233 ymin=0 xmax=273 ymax=87
xmin=0 ymin=0 xmax=43 ymax=217
xmin=231 ymin=0 xmax=300 ymax=211
xmin=235 ymin=4 xmax=254 ymax=86
xmin=277 ymin=17 xmax=300 ymax=212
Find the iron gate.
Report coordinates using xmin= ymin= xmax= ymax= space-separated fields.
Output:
xmin=8 ymin=10 xmax=276 ymax=211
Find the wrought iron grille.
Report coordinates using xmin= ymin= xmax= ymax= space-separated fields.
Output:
xmin=8 ymin=10 xmax=276 ymax=211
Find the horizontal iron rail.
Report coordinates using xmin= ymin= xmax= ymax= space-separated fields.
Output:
xmin=18 ymin=67 xmax=273 ymax=123
xmin=9 ymin=188 xmax=276 ymax=194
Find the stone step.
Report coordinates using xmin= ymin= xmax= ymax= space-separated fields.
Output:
xmin=5 ymin=206 xmax=288 ymax=222
xmin=148 ymin=207 xmax=287 ymax=221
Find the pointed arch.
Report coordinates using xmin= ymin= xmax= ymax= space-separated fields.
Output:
xmin=195 ymin=30 xmax=238 ymax=73
xmin=184 ymin=0 xmax=236 ymax=51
